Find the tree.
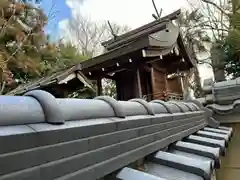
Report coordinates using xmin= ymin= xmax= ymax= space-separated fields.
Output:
xmin=177 ymin=10 xmax=212 ymax=98
xmin=102 ymin=78 xmax=116 ymax=98
xmin=63 ymin=12 xmax=131 ymax=57
xmin=223 ymin=42 xmax=240 ymax=78
xmin=40 ymin=42 xmax=88 ymax=76
xmin=62 ymin=13 xmax=131 ymax=98
xmin=0 ymin=0 xmax=48 ymax=94
xmin=185 ymin=0 xmax=232 ymax=82
xmin=187 ymin=0 xmax=240 ymax=81
xmin=0 ymin=0 xmax=89 ymax=95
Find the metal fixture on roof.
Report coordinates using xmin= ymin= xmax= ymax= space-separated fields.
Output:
xmin=107 ymin=20 xmax=118 ymax=40
xmin=152 ymin=0 xmax=163 ymax=20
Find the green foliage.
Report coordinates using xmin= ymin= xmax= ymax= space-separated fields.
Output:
xmin=221 ymin=0 xmax=240 ymax=79
xmin=221 ymin=41 xmax=240 ymax=78
xmin=0 ymin=0 xmax=89 ymax=95
xmin=0 ymin=0 xmax=48 ymax=93
xmin=102 ymin=78 xmax=116 ymax=98
xmin=40 ymin=43 xmax=88 ymax=76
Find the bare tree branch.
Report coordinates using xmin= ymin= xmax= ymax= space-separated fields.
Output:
xmin=202 ymin=0 xmax=229 ymax=17
xmin=66 ymin=13 xmax=130 ymax=57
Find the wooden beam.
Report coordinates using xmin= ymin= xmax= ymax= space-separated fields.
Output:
xmin=136 ymin=69 xmax=143 ymax=98
xmin=151 ymin=63 xmax=167 ymax=73
xmin=142 ymin=49 xmax=163 ymax=58
xmin=151 ymin=67 xmax=156 ymax=97
xmin=96 ymin=78 xmax=102 ymax=96
xmin=80 ymin=37 xmax=149 ymax=70
xmin=143 ymin=65 xmax=151 ymax=72
xmin=58 ymin=72 xmax=76 ymax=84
xmin=180 ymin=76 xmax=184 ymax=95
xmin=83 ymin=60 xmax=137 ymax=80
xmin=105 ymin=74 xmax=116 ymax=80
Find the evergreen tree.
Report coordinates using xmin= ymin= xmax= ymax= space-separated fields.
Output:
xmin=0 ymin=0 xmax=88 ymax=94
xmin=0 ymin=0 xmax=47 ymax=93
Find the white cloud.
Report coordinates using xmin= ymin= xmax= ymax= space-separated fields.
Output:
xmin=61 ymin=0 xmax=191 ymax=41
xmin=65 ymin=0 xmax=190 ymax=28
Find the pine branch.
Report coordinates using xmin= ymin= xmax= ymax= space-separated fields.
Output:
xmin=3 ymin=29 xmax=34 ymax=63
xmin=0 ymin=13 xmax=14 ymax=38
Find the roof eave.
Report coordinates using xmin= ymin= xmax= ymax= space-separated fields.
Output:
xmin=102 ymin=9 xmax=181 ymax=49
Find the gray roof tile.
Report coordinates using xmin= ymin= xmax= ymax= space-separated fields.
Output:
xmin=0 ymin=90 xmax=233 ymax=180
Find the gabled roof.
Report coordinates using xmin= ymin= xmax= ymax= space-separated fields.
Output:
xmin=7 ymin=65 xmax=95 ymax=95
xmin=102 ymin=9 xmax=181 ymax=50
xmin=79 ymin=9 xmax=193 ymax=73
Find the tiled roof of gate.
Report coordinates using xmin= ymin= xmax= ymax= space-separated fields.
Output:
xmin=7 ymin=65 xmax=95 ymax=96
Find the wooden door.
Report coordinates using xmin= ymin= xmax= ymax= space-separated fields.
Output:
xmin=151 ymin=68 xmax=167 ymax=100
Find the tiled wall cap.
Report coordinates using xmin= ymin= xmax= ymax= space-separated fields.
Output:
xmin=95 ymin=96 xmax=125 ymax=118
xmin=24 ymin=90 xmax=64 ymax=124
xmin=189 ymin=103 xmax=200 ymax=111
xmin=172 ymin=141 xmax=221 ymax=168
xmin=0 ymin=95 xmax=45 ymax=125
xmin=168 ymin=101 xmax=190 ymax=112
xmin=207 ymin=117 xmax=220 ymax=128
xmin=150 ymin=100 xmax=172 ymax=113
xmin=164 ymin=102 xmax=182 ymax=113
xmin=148 ymin=102 xmax=169 ymax=114
xmin=180 ymin=102 xmax=193 ymax=112
xmin=186 ymin=135 xmax=226 ymax=155
xmin=186 ymin=100 xmax=204 ymax=109
xmin=151 ymin=151 xmax=212 ymax=180
xmin=129 ymin=99 xmax=155 ymax=115
xmin=116 ymin=167 xmax=166 ymax=180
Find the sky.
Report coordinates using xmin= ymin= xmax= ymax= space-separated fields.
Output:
xmin=40 ymin=0 xmax=213 ymax=81
xmin=40 ymin=0 xmax=72 ymax=39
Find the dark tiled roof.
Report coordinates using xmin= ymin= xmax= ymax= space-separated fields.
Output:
xmin=7 ymin=65 xmax=95 ymax=95
xmin=197 ymin=77 xmax=240 ymax=123
xmin=79 ymin=9 xmax=193 ymax=71
xmin=0 ymin=90 xmax=233 ymax=180
xmin=101 ymin=9 xmax=181 ymax=50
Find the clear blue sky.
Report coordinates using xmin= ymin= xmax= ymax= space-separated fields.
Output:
xmin=40 ymin=0 xmax=71 ymax=40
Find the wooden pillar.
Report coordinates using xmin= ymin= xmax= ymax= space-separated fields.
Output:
xmin=97 ymin=78 xmax=102 ymax=96
xmin=136 ymin=69 xmax=142 ymax=98
xmin=163 ymin=72 xmax=167 ymax=92
xmin=180 ymin=76 xmax=184 ymax=93
xmin=178 ymin=72 xmax=185 ymax=96
xmin=151 ymin=67 xmax=156 ymax=97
